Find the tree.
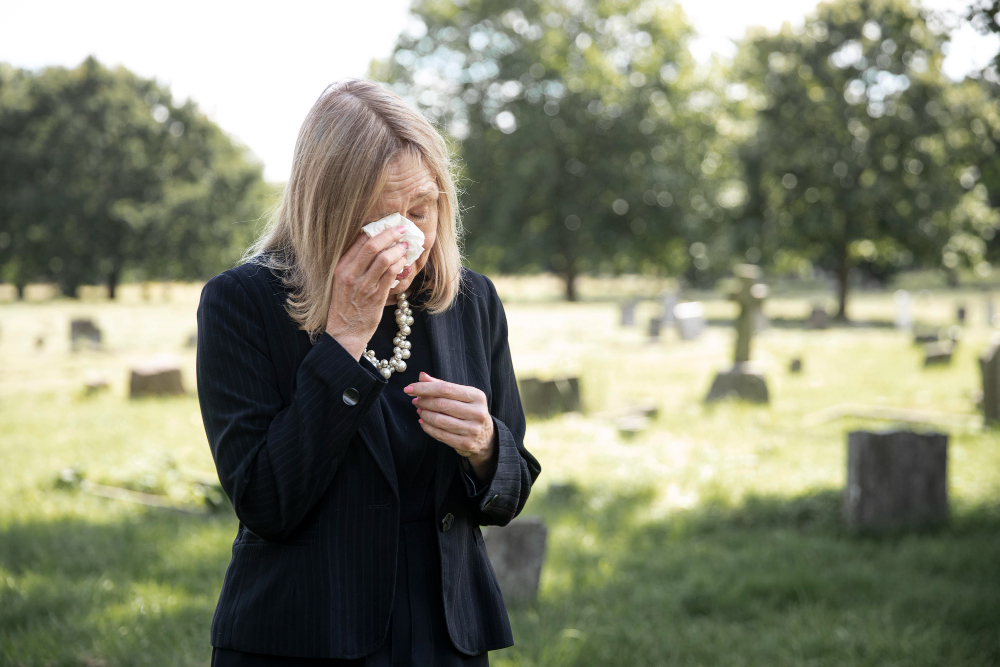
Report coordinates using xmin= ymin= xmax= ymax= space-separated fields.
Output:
xmin=372 ymin=0 xmax=738 ymax=299
xmin=0 ymin=57 xmax=269 ymax=298
xmin=732 ymin=0 xmax=995 ymax=318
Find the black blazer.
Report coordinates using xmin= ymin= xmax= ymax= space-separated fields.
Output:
xmin=195 ymin=259 xmax=541 ymax=659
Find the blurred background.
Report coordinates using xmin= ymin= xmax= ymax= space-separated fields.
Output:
xmin=2 ymin=0 xmax=1000 ymax=664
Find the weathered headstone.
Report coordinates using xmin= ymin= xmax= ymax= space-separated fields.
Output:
xmin=923 ymin=341 xmax=953 ymax=366
xmin=519 ymin=376 xmax=581 ymax=417
xmin=620 ymin=301 xmax=636 ymax=327
xmin=913 ymin=325 xmax=939 ymax=344
xmin=673 ymin=301 xmax=705 ymax=340
xmin=956 ymin=304 xmax=967 ymax=324
xmin=647 ymin=317 xmax=661 ymax=341
xmin=894 ymin=290 xmax=912 ymax=330
xmin=979 ymin=334 xmax=1000 ymax=425
xmin=616 ymin=414 xmax=649 ymax=438
xmin=806 ymin=305 xmax=829 ymax=330
xmin=659 ymin=291 xmax=678 ymax=324
xmin=706 ymin=265 xmax=770 ymax=404
xmin=130 ymin=357 xmax=185 ymax=398
xmin=482 ymin=516 xmax=547 ymax=605
xmin=70 ymin=318 xmax=102 ymax=351
xmin=789 ymin=357 xmax=803 ymax=373
xmin=843 ymin=429 xmax=948 ymax=531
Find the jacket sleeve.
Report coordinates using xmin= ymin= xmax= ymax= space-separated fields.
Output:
xmin=469 ymin=274 xmax=541 ymax=527
xmin=196 ymin=271 xmax=387 ymax=540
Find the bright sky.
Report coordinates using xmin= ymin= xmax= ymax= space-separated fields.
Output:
xmin=3 ymin=0 xmax=995 ymax=182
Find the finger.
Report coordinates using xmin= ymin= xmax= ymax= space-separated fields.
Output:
xmin=406 ymin=378 xmax=478 ymax=403
xmin=365 ymin=241 xmax=409 ymax=290
xmin=417 ymin=407 xmax=477 ymax=437
xmin=412 ymin=396 xmax=481 ymax=420
xmin=355 ymin=225 xmax=408 ymax=274
xmin=418 ymin=416 xmax=468 ymax=451
xmin=339 ymin=232 xmax=370 ymax=266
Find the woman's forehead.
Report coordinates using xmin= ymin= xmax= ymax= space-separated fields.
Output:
xmin=381 ymin=156 xmax=439 ymax=203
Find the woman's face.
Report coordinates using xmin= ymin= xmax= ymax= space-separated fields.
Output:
xmin=365 ymin=152 xmax=439 ymax=301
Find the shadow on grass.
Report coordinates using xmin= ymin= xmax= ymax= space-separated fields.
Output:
xmin=0 ymin=506 xmax=237 ymax=666
xmin=498 ymin=485 xmax=1000 ymax=667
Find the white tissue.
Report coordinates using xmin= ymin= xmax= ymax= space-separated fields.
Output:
xmin=361 ymin=213 xmax=426 ymax=287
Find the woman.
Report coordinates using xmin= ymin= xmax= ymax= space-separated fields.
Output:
xmin=196 ymin=78 xmax=541 ymax=665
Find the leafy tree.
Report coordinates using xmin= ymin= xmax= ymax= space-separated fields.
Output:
xmin=372 ymin=0 xmax=740 ymax=299
xmin=732 ymin=0 xmax=995 ymax=318
xmin=0 ymin=57 xmax=269 ymax=298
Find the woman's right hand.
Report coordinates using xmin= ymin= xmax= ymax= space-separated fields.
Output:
xmin=325 ymin=224 xmax=410 ymax=360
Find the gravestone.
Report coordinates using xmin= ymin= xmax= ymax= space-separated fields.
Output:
xmin=185 ymin=331 xmax=198 ymax=348
xmin=84 ymin=371 xmax=109 ymax=396
xmin=647 ymin=317 xmax=662 ymax=341
xmin=482 ymin=516 xmax=547 ymax=605
xmin=519 ymin=376 xmax=581 ymax=417
xmin=70 ymin=318 xmax=102 ymax=351
xmin=659 ymin=291 xmax=678 ymax=324
xmin=789 ymin=357 xmax=803 ymax=373
xmin=34 ymin=335 xmax=45 ymax=350
xmin=957 ymin=304 xmax=967 ymax=324
xmin=923 ymin=341 xmax=953 ymax=366
xmin=616 ymin=414 xmax=649 ymax=438
xmin=894 ymin=290 xmax=912 ymax=330
xmin=705 ymin=265 xmax=770 ymax=403
xmin=979 ymin=334 xmax=1000 ymax=425
xmin=620 ymin=301 xmax=636 ymax=327
xmin=806 ymin=305 xmax=829 ymax=330
xmin=843 ymin=429 xmax=948 ymax=531
xmin=913 ymin=325 xmax=940 ymax=344
xmin=673 ymin=301 xmax=705 ymax=340
xmin=130 ymin=357 xmax=185 ymax=398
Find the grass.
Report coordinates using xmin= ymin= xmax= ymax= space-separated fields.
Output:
xmin=1 ymin=277 xmax=999 ymax=665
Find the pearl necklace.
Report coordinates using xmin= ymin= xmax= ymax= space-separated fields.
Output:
xmin=363 ymin=291 xmax=413 ymax=379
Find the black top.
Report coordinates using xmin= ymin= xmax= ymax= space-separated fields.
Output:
xmin=368 ymin=281 xmax=438 ymax=523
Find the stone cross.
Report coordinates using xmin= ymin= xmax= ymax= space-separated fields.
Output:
xmin=729 ymin=264 xmax=767 ymax=366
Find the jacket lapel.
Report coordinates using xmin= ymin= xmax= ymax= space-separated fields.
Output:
xmin=426 ymin=297 xmax=467 ymax=511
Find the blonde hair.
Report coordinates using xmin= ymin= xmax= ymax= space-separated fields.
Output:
xmin=242 ymin=78 xmax=465 ymax=342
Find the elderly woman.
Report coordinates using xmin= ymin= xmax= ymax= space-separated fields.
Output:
xmin=196 ymin=79 xmax=540 ymax=666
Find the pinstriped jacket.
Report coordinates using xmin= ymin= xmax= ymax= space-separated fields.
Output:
xmin=195 ymin=258 xmax=541 ymax=659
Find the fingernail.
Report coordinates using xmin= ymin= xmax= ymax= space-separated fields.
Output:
xmin=404 ymin=385 xmax=413 ymax=393
xmin=411 ymin=398 xmax=417 ymax=405
xmin=396 ymin=225 xmax=406 ymax=233
xmin=417 ymin=408 xmax=421 ymax=414
xmin=418 ymin=418 xmax=424 ymax=424
xmin=402 ymin=242 xmax=409 ymax=248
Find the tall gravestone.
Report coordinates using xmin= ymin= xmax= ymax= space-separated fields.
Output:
xmin=660 ymin=291 xmax=678 ymax=324
xmin=894 ymin=290 xmax=912 ymax=330
xmin=482 ymin=516 xmax=548 ymax=605
xmin=979 ymin=334 xmax=1000 ymax=425
xmin=620 ymin=301 xmax=636 ymax=327
xmin=843 ymin=429 xmax=948 ymax=531
xmin=70 ymin=318 xmax=102 ymax=351
xmin=648 ymin=317 xmax=662 ymax=341
xmin=705 ymin=265 xmax=770 ymax=403
xmin=674 ymin=301 xmax=705 ymax=340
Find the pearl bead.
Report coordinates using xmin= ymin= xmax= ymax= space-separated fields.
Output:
xmin=401 ymin=349 xmax=410 ymax=359
xmin=401 ymin=325 xmax=411 ymax=336
xmin=402 ymin=341 xmax=411 ymax=349
xmin=395 ymin=309 xmax=403 ymax=318
xmin=393 ymin=348 xmax=403 ymax=360
xmin=380 ymin=368 xmax=392 ymax=379
xmin=393 ymin=336 xmax=402 ymax=346
xmin=405 ymin=316 xmax=414 ymax=326
xmin=395 ymin=360 xmax=406 ymax=372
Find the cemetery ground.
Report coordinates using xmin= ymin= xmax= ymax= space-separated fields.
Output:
xmin=1 ymin=277 xmax=999 ymax=666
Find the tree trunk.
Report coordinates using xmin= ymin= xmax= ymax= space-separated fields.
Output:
xmin=15 ymin=283 xmax=25 ymax=300
xmin=836 ymin=245 xmax=850 ymax=321
xmin=107 ymin=269 xmax=119 ymax=300
xmin=563 ymin=267 xmax=577 ymax=302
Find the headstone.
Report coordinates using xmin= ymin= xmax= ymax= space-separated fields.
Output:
xmin=518 ymin=376 xmax=581 ymax=417
xmin=913 ymin=324 xmax=939 ymax=344
xmin=129 ymin=356 xmax=185 ymax=398
xmin=843 ymin=429 xmax=948 ymax=531
xmin=616 ymin=414 xmax=649 ymax=438
xmin=979 ymin=334 xmax=1000 ymax=425
xmin=956 ymin=304 xmax=967 ymax=324
xmin=673 ymin=301 xmax=705 ymax=340
xmin=647 ymin=317 xmax=661 ymax=341
xmin=806 ymin=305 xmax=829 ymax=330
xmin=894 ymin=290 xmax=912 ymax=330
xmin=84 ymin=371 xmax=109 ymax=396
xmin=482 ymin=516 xmax=547 ymax=605
xmin=705 ymin=265 xmax=770 ymax=404
xmin=923 ymin=341 xmax=953 ymax=366
xmin=185 ymin=331 xmax=198 ymax=348
xmin=659 ymin=291 xmax=678 ymax=324
xmin=70 ymin=318 xmax=102 ymax=351
xmin=789 ymin=357 xmax=803 ymax=373
xmin=620 ymin=301 xmax=636 ymax=327
xmin=34 ymin=335 xmax=45 ymax=350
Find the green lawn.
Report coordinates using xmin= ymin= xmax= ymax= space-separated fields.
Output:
xmin=1 ymin=280 xmax=998 ymax=666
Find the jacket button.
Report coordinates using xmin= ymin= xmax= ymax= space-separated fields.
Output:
xmin=342 ymin=388 xmax=360 ymax=406
xmin=484 ymin=493 xmax=499 ymax=508
xmin=440 ymin=512 xmax=454 ymax=532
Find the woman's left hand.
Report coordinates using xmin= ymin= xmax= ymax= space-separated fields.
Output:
xmin=405 ymin=371 xmax=496 ymax=476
